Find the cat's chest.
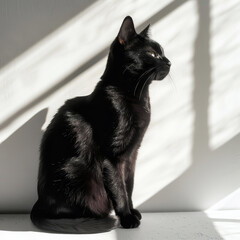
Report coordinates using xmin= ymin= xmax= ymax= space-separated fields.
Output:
xmin=129 ymin=100 xmax=150 ymax=129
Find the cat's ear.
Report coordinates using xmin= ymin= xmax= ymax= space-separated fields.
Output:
xmin=139 ymin=24 xmax=150 ymax=38
xmin=118 ymin=16 xmax=136 ymax=45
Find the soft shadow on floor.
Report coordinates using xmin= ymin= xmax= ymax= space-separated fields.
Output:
xmin=0 ymin=215 xmax=41 ymax=232
xmin=0 ymin=212 xmax=226 ymax=240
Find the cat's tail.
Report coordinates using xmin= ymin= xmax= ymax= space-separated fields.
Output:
xmin=30 ymin=201 xmax=120 ymax=234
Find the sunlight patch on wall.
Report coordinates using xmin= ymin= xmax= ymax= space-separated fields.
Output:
xmin=209 ymin=0 xmax=240 ymax=150
xmin=0 ymin=0 xmax=173 ymax=144
xmin=133 ymin=0 xmax=197 ymax=207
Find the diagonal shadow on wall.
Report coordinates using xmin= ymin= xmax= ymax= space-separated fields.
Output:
xmin=0 ymin=0 xmax=97 ymax=69
xmin=0 ymin=0 xmax=189 ymax=132
xmin=138 ymin=0 xmax=240 ymax=212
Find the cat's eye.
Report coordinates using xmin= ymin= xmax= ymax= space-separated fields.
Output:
xmin=148 ymin=51 xmax=161 ymax=59
xmin=150 ymin=52 xmax=157 ymax=58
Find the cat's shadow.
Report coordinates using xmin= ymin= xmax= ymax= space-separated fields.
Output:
xmin=0 ymin=212 xmax=227 ymax=240
xmin=0 ymin=109 xmax=47 ymax=217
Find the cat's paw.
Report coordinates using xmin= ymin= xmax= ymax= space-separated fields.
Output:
xmin=131 ymin=208 xmax=142 ymax=220
xmin=120 ymin=213 xmax=140 ymax=228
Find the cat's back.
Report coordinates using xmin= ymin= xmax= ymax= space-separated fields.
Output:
xmin=40 ymin=95 xmax=92 ymax=155
xmin=49 ymin=95 xmax=92 ymax=127
xmin=41 ymin=88 xmax=111 ymax=149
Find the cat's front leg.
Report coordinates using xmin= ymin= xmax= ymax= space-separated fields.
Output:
xmin=125 ymin=172 xmax=142 ymax=220
xmin=130 ymin=208 xmax=142 ymax=220
xmin=102 ymin=160 xmax=140 ymax=228
xmin=125 ymin=152 xmax=142 ymax=221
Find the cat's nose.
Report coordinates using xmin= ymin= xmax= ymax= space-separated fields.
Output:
xmin=166 ymin=61 xmax=171 ymax=67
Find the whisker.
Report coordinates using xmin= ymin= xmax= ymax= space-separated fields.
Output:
xmin=134 ymin=68 xmax=153 ymax=93
xmin=168 ymin=73 xmax=177 ymax=92
xmin=138 ymin=72 xmax=154 ymax=100
xmin=134 ymin=67 xmax=155 ymax=97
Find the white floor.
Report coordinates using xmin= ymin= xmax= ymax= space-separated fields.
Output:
xmin=0 ymin=211 xmax=239 ymax=240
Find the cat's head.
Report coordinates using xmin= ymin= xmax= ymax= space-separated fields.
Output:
xmin=102 ymin=16 xmax=171 ymax=98
xmin=116 ymin=16 xmax=171 ymax=82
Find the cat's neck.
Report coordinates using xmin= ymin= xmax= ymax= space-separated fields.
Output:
xmin=101 ymin=64 xmax=150 ymax=102
xmin=101 ymin=73 xmax=150 ymax=102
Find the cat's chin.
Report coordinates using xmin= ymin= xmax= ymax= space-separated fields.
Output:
xmin=154 ymin=72 xmax=169 ymax=81
xmin=151 ymin=65 xmax=170 ymax=81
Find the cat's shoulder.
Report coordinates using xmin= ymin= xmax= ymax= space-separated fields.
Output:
xmin=64 ymin=95 xmax=90 ymax=106
xmin=52 ymin=95 xmax=91 ymax=120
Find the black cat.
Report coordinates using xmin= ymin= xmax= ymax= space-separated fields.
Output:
xmin=30 ymin=16 xmax=171 ymax=233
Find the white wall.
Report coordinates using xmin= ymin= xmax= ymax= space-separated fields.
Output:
xmin=0 ymin=0 xmax=239 ymax=213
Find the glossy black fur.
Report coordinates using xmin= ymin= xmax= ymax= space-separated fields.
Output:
xmin=31 ymin=16 xmax=171 ymax=233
